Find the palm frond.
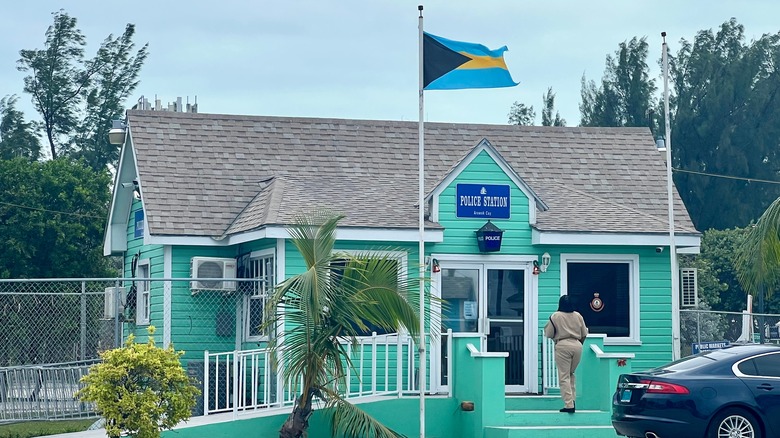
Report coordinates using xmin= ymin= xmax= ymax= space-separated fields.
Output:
xmin=736 ymin=197 xmax=780 ymax=298
xmin=327 ymin=398 xmax=406 ymax=438
xmin=264 ymin=210 xmax=437 ymax=436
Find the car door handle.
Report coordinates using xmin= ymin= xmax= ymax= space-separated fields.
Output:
xmin=757 ymin=383 xmax=774 ymax=391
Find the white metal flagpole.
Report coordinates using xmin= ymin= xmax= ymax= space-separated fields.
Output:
xmin=417 ymin=5 xmax=427 ymax=438
xmin=662 ymin=31 xmax=681 ymax=360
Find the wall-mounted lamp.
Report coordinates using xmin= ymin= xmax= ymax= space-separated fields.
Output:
xmin=431 ymin=258 xmax=440 ymax=273
xmin=532 ymin=261 xmax=540 ymax=275
xmin=108 ymin=119 xmax=127 ymax=145
xmin=541 ymin=252 xmax=551 ymax=273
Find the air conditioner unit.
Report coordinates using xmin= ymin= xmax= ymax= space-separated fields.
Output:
xmin=104 ymin=287 xmax=127 ymax=319
xmin=191 ymin=257 xmax=237 ymax=293
xmin=680 ymin=268 xmax=698 ymax=308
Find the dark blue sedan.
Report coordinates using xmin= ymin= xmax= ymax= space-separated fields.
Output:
xmin=612 ymin=344 xmax=780 ymax=438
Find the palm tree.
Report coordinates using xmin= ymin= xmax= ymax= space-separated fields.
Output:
xmin=264 ymin=211 xmax=424 ymax=438
xmin=736 ymin=197 xmax=780 ymax=340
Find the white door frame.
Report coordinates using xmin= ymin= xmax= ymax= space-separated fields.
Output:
xmin=430 ymin=254 xmax=539 ymax=394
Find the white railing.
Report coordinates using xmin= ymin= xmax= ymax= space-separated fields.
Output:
xmin=541 ymin=332 xmax=558 ymax=392
xmin=0 ymin=359 xmax=99 ymax=422
xmin=203 ymin=332 xmax=426 ymax=416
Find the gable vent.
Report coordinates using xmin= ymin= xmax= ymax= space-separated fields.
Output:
xmin=680 ymin=268 xmax=698 ymax=308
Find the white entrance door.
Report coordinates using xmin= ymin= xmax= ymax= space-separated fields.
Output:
xmin=433 ymin=258 xmax=535 ymax=393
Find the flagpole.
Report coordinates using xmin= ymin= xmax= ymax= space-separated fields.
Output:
xmin=417 ymin=5 xmax=427 ymax=438
xmin=662 ymin=31 xmax=680 ymax=360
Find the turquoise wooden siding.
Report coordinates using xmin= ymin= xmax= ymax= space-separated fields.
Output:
xmin=282 ymin=239 xmax=421 ymax=387
xmin=236 ymin=240 xmax=276 ymax=351
xmin=535 ymin=246 xmax=674 ymax=372
xmin=430 ymin=150 xmax=534 ymax=255
xmin=170 ymin=246 xmax=239 ymax=361
xmin=125 ymin=199 xmax=164 ymax=344
xmin=427 ymin=149 xmax=675 ymax=380
xmin=166 ymin=240 xmax=279 ymax=359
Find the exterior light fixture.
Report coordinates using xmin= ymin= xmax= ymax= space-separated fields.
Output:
xmin=475 ymin=221 xmax=504 ymax=252
xmin=431 ymin=258 xmax=440 ymax=273
xmin=541 ymin=252 xmax=551 ymax=273
xmin=108 ymin=119 xmax=127 ymax=145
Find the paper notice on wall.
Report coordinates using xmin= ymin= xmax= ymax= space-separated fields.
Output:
xmin=463 ymin=301 xmax=477 ymax=320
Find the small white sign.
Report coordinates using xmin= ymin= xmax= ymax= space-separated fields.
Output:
xmin=463 ymin=301 xmax=477 ymax=320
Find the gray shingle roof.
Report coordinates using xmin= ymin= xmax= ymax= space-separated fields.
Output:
xmin=126 ymin=110 xmax=698 ymax=238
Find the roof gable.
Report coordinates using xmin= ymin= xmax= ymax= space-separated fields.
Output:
xmin=104 ymin=130 xmax=142 ymax=255
xmin=427 ymin=138 xmax=547 ymax=225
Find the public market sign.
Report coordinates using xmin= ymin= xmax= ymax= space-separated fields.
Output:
xmin=691 ymin=341 xmax=730 ymax=355
xmin=456 ymin=184 xmax=510 ymax=219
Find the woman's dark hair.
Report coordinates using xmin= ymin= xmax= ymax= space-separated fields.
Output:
xmin=558 ymin=294 xmax=575 ymax=312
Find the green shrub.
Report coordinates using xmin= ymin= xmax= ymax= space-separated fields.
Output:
xmin=77 ymin=326 xmax=199 ymax=438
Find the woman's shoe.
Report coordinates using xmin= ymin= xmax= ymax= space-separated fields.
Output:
xmin=559 ymin=407 xmax=575 ymax=413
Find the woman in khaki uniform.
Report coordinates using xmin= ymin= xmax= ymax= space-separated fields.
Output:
xmin=544 ymin=295 xmax=588 ymax=413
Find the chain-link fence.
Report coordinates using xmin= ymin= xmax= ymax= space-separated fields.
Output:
xmin=681 ymin=309 xmax=780 ymax=357
xmin=0 ymin=280 xmax=122 ymax=367
xmin=0 ymin=278 xmax=267 ymax=421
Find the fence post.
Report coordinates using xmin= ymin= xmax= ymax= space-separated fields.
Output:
xmin=80 ymin=281 xmax=87 ymax=360
xmin=371 ymin=332 xmax=377 ymax=394
xmin=697 ymin=310 xmax=701 ymax=344
xmin=203 ymin=350 xmax=209 ymax=416
xmin=396 ymin=334 xmax=403 ymax=396
xmin=113 ymin=279 xmax=122 ymax=348
xmin=232 ymin=350 xmax=239 ymax=419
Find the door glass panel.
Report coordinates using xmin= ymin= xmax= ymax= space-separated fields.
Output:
xmin=441 ymin=268 xmax=479 ymax=333
xmin=487 ymin=321 xmax=524 ymax=386
xmin=487 ymin=269 xmax=525 ymax=387
xmin=488 ymin=269 xmax=524 ymax=318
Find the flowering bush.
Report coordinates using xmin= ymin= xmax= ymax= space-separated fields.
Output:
xmin=77 ymin=327 xmax=199 ymax=438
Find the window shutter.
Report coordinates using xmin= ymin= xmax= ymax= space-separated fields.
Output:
xmin=680 ymin=268 xmax=698 ymax=308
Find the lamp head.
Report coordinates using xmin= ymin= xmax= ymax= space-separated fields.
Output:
xmin=108 ymin=119 xmax=127 ymax=145
xmin=541 ymin=252 xmax=551 ymax=273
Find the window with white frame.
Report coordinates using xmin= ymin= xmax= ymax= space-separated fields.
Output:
xmin=561 ymin=254 xmax=639 ymax=344
xmin=136 ymin=260 xmax=150 ymax=325
xmin=243 ymin=251 xmax=275 ymax=342
xmin=333 ymin=250 xmax=407 ymax=337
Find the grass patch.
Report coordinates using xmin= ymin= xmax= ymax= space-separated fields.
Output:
xmin=0 ymin=419 xmax=96 ymax=438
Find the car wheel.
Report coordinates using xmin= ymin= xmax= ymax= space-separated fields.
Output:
xmin=708 ymin=408 xmax=761 ymax=438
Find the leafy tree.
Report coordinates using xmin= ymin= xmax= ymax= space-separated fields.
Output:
xmin=579 ymin=37 xmax=656 ymax=127
xmin=0 ymin=157 xmax=114 ymax=278
xmin=541 ymin=87 xmax=566 ymax=127
xmin=508 ymin=102 xmax=536 ymax=126
xmin=680 ymin=303 xmax=727 ymax=355
xmin=17 ymin=11 xmax=85 ymax=159
xmin=78 ymin=326 xmax=199 ymax=438
xmin=0 ymin=96 xmax=41 ymax=160
xmin=694 ymin=227 xmax=751 ymax=312
xmin=17 ymin=9 xmax=148 ymax=169
xmin=671 ymin=19 xmax=780 ymax=230
xmin=73 ymin=22 xmax=148 ymax=170
xmin=264 ymin=212 xmax=423 ymax=438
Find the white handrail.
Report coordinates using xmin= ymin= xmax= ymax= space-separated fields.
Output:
xmin=466 ymin=343 xmax=509 ymax=358
xmin=202 ymin=333 xmax=436 ymax=416
xmin=590 ymin=344 xmax=636 ymax=359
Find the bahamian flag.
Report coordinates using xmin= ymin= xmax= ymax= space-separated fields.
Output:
xmin=423 ymin=32 xmax=518 ymax=90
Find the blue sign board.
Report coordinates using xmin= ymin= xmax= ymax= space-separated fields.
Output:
xmin=456 ymin=184 xmax=510 ymax=219
xmin=134 ymin=210 xmax=145 ymax=238
xmin=691 ymin=341 xmax=730 ymax=355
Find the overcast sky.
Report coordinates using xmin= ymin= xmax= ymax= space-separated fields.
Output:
xmin=2 ymin=1 xmax=780 ymax=127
